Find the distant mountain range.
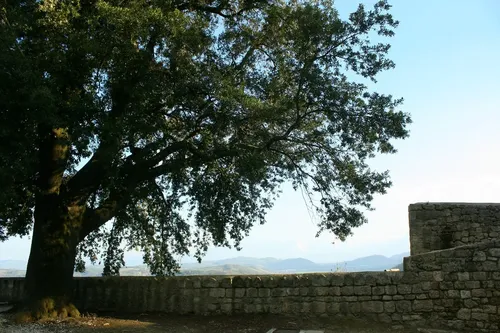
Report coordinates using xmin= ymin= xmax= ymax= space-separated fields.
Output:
xmin=203 ymin=252 xmax=409 ymax=273
xmin=0 ymin=252 xmax=409 ymax=277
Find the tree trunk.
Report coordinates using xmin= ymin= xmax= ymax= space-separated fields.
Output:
xmin=23 ymin=197 xmax=84 ymax=319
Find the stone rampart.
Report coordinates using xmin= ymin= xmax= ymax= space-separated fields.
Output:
xmin=409 ymin=203 xmax=500 ymax=255
xmin=1 ymin=203 xmax=500 ymax=332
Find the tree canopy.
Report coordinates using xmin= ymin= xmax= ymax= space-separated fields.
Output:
xmin=0 ymin=0 xmax=411 ymax=277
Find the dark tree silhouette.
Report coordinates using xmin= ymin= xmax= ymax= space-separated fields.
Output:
xmin=0 ymin=0 xmax=410 ymax=318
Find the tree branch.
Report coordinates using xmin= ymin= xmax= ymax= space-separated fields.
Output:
xmin=176 ymin=1 xmax=270 ymax=18
xmin=80 ymin=193 xmax=123 ymax=239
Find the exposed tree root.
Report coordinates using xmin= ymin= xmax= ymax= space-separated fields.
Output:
xmin=12 ymin=298 xmax=80 ymax=323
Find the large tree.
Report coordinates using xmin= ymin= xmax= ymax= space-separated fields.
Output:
xmin=0 ymin=0 xmax=410 ymax=318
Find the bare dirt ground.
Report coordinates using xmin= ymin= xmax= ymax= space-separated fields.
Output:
xmin=0 ymin=312 xmax=442 ymax=333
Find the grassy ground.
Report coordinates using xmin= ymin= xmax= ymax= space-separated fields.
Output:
xmin=0 ymin=312 xmax=431 ymax=333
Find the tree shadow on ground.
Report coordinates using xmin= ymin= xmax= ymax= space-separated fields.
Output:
xmin=1 ymin=313 xmax=431 ymax=333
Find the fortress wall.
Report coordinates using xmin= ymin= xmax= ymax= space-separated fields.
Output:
xmin=409 ymin=203 xmax=500 ymax=255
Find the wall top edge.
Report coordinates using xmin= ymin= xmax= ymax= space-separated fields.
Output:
xmin=0 ymin=271 xmax=406 ymax=282
xmin=405 ymin=239 xmax=500 ymax=259
xmin=409 ymin=202 xmax=500 ymax=206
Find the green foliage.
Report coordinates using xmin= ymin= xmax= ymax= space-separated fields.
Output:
xmin=1 ymin=0 xmax=411 ymax=276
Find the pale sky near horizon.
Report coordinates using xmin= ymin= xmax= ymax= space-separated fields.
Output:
xmin=1 ymin=0 xmax=500 ymax=266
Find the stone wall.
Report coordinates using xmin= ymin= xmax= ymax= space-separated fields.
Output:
xmin=2 ymin=242 xmax=500 ymax=333
xmin=0 ymin=272 xmax=432 ymax=324
xmin=409 ymin=203 xmax=500 ymax=255
xmin=2 ymin=202 xmax=500 ymax=332
xmin=404 ymin=240 xmax=500 ymax=331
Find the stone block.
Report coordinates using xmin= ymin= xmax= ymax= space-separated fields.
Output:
xmin=481 ymin=260 xmax=498 ymax=271
xmin=384 ymin=301 xmax=396 ymax=313
xmin=271 ymin=288 xmax=287 ymax=297
xmin=364 ymin=274 xmax=380 ymax=286
xmin=374 ymin=274 xmax=391 ymax=285
xmin=190 ymin=277 xmax=201 ymax=288
xmin=348 ymin=302 xmax=361 ymax=313
xmin=473 ymin=251 xmax=487 ymax=262
xmin=278 ymin=276 xmax=295 ymax=287
xmin=313 ymin=287 xmax=330 ymax=296
xmin=442 ymin=262 xmax=464 ymax=272
xmin=327 ymin=302 xmax=340 ymax=313
xmin=465 ymin=280 xmax=481 ymax=289
xmin=312 ymin=301 xmax=326 ymax=313
xmin=433 ymin=271 xmax=443 ymax=282
xmin=483 ymin=305 xmax=497 ymax=313
xmin=457 ymin=308 xmax=471 ymax=320
xmin=246 ymin=288 xmax=258 ymax=297
xmin=311 ymin=274 xmax=330 ymax=287
xmin=262 ymin=276 xmax=278 ymax=288
xmin=234 ymin=288 xmax=245 ymax=297
xmin=395 ymin=300 xmax=411 ymax=313
xmin=400 ymin=272 xmax=419 ymax=284
xmin=411 ymin=284 xmax=423 ymax=294
xmin=243 ymin=303 xmax=256 ymax=313
xmin=352 ymin=274 xmax=367 ymax=286
xmin=207 ymin=303 xmax=218 ymax=312
xmin=439 ymin=281 xmax=454 ymax=290
xmin=258 ymin=288 xmax=271 ymax=297
xmin=220 ymin=277 xmax=232 ymax=288
xmin=472 ymin=272 xmax=487 ymax=280
xmin=397 ymin=285 xmax=412 ymax=295
xmin=412 ymin=299 xmax=433 ymax=312
xmin=385 ymin=285 xmax=397 ymax=295
xmin=251 ymin=277 xmax=263 ymax=288
xmin=420 ymin=282 xmax=432 ymax=291
xmin=372 ymin=286 xmax=385 ymax=296
xmin=361 ymin=301 xmax=384 ymax=313
xmin=301 ymin=302 xmax=311 ymax=313
xmin=472 ymin=289 xmax=487 ymax=297
xmin=221 ymin=303 xmax=232 ymax=314
xmin=330 ymin=274 xmax=345 ymax=286
xmin=209 ymin=288 xmax=226 ymax=298
xmin=377 ymin=313 xmax=392 ymax=323
xmin=231 ymin=276 xmax=246 ymax=288
xmin=298 ymin=276 xmax=311 ymax=287
xmin=471 ymin=312 xmax=489 ymax=321
xmin=481 ymin=280 xmax=494 ymax=288
xmin=463 ymin=299 xmax=478 ymax=308
xmin=353 ymin=285 xmax=372 ymax=296
xmin=341 ymin=286 xmax=353 ymax=295
xmin=201 ymin=277 xmax=219 ymax=288
xmin=329 ymin=286 xmax=341 ymax=296
xmin=343 ymin=274 xmax=354 ymax=286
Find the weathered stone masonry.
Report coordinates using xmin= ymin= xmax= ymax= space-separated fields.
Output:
xmin=409 ymin=203 xmax=500 ymax=255
xmin=1 ymin=203 xmax=500 ymax=332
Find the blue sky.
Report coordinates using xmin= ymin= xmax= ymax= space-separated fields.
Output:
xmin=1 ymin=0 xmax=500 ymax=266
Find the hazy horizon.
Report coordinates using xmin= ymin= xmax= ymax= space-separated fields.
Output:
xmin=2 ymin=0 xmax=500 ymax=267
xmin=0 ymin=250 xmax=411 ymax=271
